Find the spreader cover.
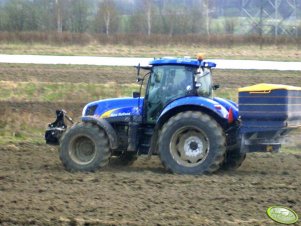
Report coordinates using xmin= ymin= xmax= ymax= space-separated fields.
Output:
xmin=239 ymin=83 xmax=301 ymax=130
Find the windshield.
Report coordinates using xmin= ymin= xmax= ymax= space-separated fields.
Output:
xmin=145 ymin=65 xmax=195 ymax=123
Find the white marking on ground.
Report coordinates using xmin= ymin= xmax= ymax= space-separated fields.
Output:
xmin=0 ymin=54 xmax=300 ymax=71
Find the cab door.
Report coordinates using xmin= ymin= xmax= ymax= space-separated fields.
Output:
xmin=144 ymin=65 xmax=195 ymax=124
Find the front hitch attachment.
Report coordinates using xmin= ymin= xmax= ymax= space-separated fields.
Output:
xmin=45 ymin=109 xmax=74 ymax=145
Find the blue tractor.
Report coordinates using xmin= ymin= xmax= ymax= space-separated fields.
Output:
xmin=45 ymin=55 xmax=301 ymax=175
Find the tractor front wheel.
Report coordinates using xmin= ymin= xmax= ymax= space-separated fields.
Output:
xmin=59 ymin=122 xmax=110 ymax=172
xmin=159 ymin=111 xmax=226 ymax=175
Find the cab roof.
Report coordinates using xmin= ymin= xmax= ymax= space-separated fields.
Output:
xmin=149 ymin=57 xmax=216 ymax=68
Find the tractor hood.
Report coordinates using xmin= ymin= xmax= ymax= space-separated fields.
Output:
xmin=82 ymin=97 xmax=143 ymax=119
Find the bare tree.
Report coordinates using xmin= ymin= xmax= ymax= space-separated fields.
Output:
xmin=143 ymin=0 xmax=153 ymax=36
xmin=70 ymin=0 xmax=89 ymax=33
xmin=259 ymin=1 xmax=264 ymax=49
xmin=99 ymin=0 xmax=116 ymax=36
xmin=55 ymin=0 xmax=62 ymax=32
xmin=162 ymin=2 xmax=178 ymax=37
xmin=189 ymin=1 xmax=204 ymax=34
xmin=203 ymin=0 xmax=210 ymax=36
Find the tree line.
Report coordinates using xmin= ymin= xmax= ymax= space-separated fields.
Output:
xmin=0 ymin=0 xmax=205 ymax=35
xmin=0 ymin=0 xmax=300 ymax=38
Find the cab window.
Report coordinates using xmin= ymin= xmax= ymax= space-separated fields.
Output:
xmin=145 ymin=65 xmax=195 ymax=123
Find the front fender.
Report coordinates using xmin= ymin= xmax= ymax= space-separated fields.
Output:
xmin=158 ymin=96 xmax=229 ymax=123
xmin=82 ymin=116 xmax=118 ymax=149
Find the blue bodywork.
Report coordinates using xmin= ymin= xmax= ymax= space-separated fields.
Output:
xmin=213 ymin=97 xmax=239 ymax=120
xmin=159 ymin=96 xmax=231 ymax=121
xmin=82 ymin=97 xmax=142 ymax=118
xmin=149 ymin=58 xmax=216 ymax=68
xmin=82 ymin=57 xmax=235 ymax=124
xmin=82 ymin=96 xmax=237 ymax=124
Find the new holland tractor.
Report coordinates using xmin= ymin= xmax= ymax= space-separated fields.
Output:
xmin=45 ymin=55 xmax=301 ymax=175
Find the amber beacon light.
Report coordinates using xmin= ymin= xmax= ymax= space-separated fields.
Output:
xmin=197 ymin=53 xmax=205 ymax=61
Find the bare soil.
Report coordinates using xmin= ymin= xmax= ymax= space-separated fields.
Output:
xmin=0 ymin=64 xmax=300 ymax=225
xmin=0 ymin=64 xmax=300 ymax=88
xmin=0 ymin=143 xmax=300 ymax=226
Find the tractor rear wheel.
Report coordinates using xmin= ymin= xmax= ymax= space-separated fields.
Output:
xmin=159 ymin=111 xmax=226 ymax=175
xmin=59 ymin=122 xmax=110 ymax=172
xmin=221 ymin=148 xmax=246 ymax=170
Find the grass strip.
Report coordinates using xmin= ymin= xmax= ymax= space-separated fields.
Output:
xmin=0 ymin=43 xmax=300 ymax=61
xmin=0 ymin=81 xmax=140 ymax=102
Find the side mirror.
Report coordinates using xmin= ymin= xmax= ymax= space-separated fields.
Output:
xmin=133 ymin=92 xmax=140 ymax=98
xmin=213 ymin=84 xmax=220 ymax=90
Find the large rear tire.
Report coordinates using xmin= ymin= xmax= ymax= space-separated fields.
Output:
xmin=59 ymin=122 xmax=110 ymax=172
xmin=159 ymin=111 xmax=226 ymax=175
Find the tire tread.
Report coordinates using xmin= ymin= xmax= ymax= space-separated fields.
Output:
xmin=159 ymin=111 xmax=226 ymax=175
xmin=59 ymin=122 xmax=110 ymax=172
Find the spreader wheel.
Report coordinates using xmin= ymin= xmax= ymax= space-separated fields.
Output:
xmin=221 ymin=148 xmax=246 ymax=170
xmin=110 ymin=152 xmax=138 ymax=166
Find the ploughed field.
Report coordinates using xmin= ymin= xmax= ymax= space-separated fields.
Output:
xmin=0 ymin=64 xmax=300 ymax=225
xmin=0 ymin=143 xmax=300 ymax=225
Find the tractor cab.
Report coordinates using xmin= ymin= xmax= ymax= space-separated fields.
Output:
xmin=141 ymin=56 xmax=217 ymax=123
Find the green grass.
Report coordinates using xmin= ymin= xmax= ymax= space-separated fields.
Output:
xmin=0 ymin=82 xmax=239 ymax=146
xmin=0 ymin=81 xmax=140 ymax=102
xmin=0 ymin=81 xmax=240 ymax=103
xmin=0 ymin=43 xmax=300 ymax=61
xmin=0 ymin=62 xmax=300 ymax=146
xmin=0 ymin=124 xmax=45 ymax=145
xmin=215 ymin=88 xmax=238 ymax=102
xmin=280 ymin=147 xmax=301 ymax=154
xmin=0 ymin=80 xmax=239 ymax=146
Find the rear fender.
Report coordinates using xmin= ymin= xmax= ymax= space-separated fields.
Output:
xmin=81 ymin=116 xmax=118 ymax=149
xmin=157 ymin=96 xmax=229 ymax=128
xmin=213 ymin=97 xmax=239 ymax=121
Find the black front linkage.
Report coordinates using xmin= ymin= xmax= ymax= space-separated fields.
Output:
xmin=45 ymin=110 xmax=73 ymax=145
